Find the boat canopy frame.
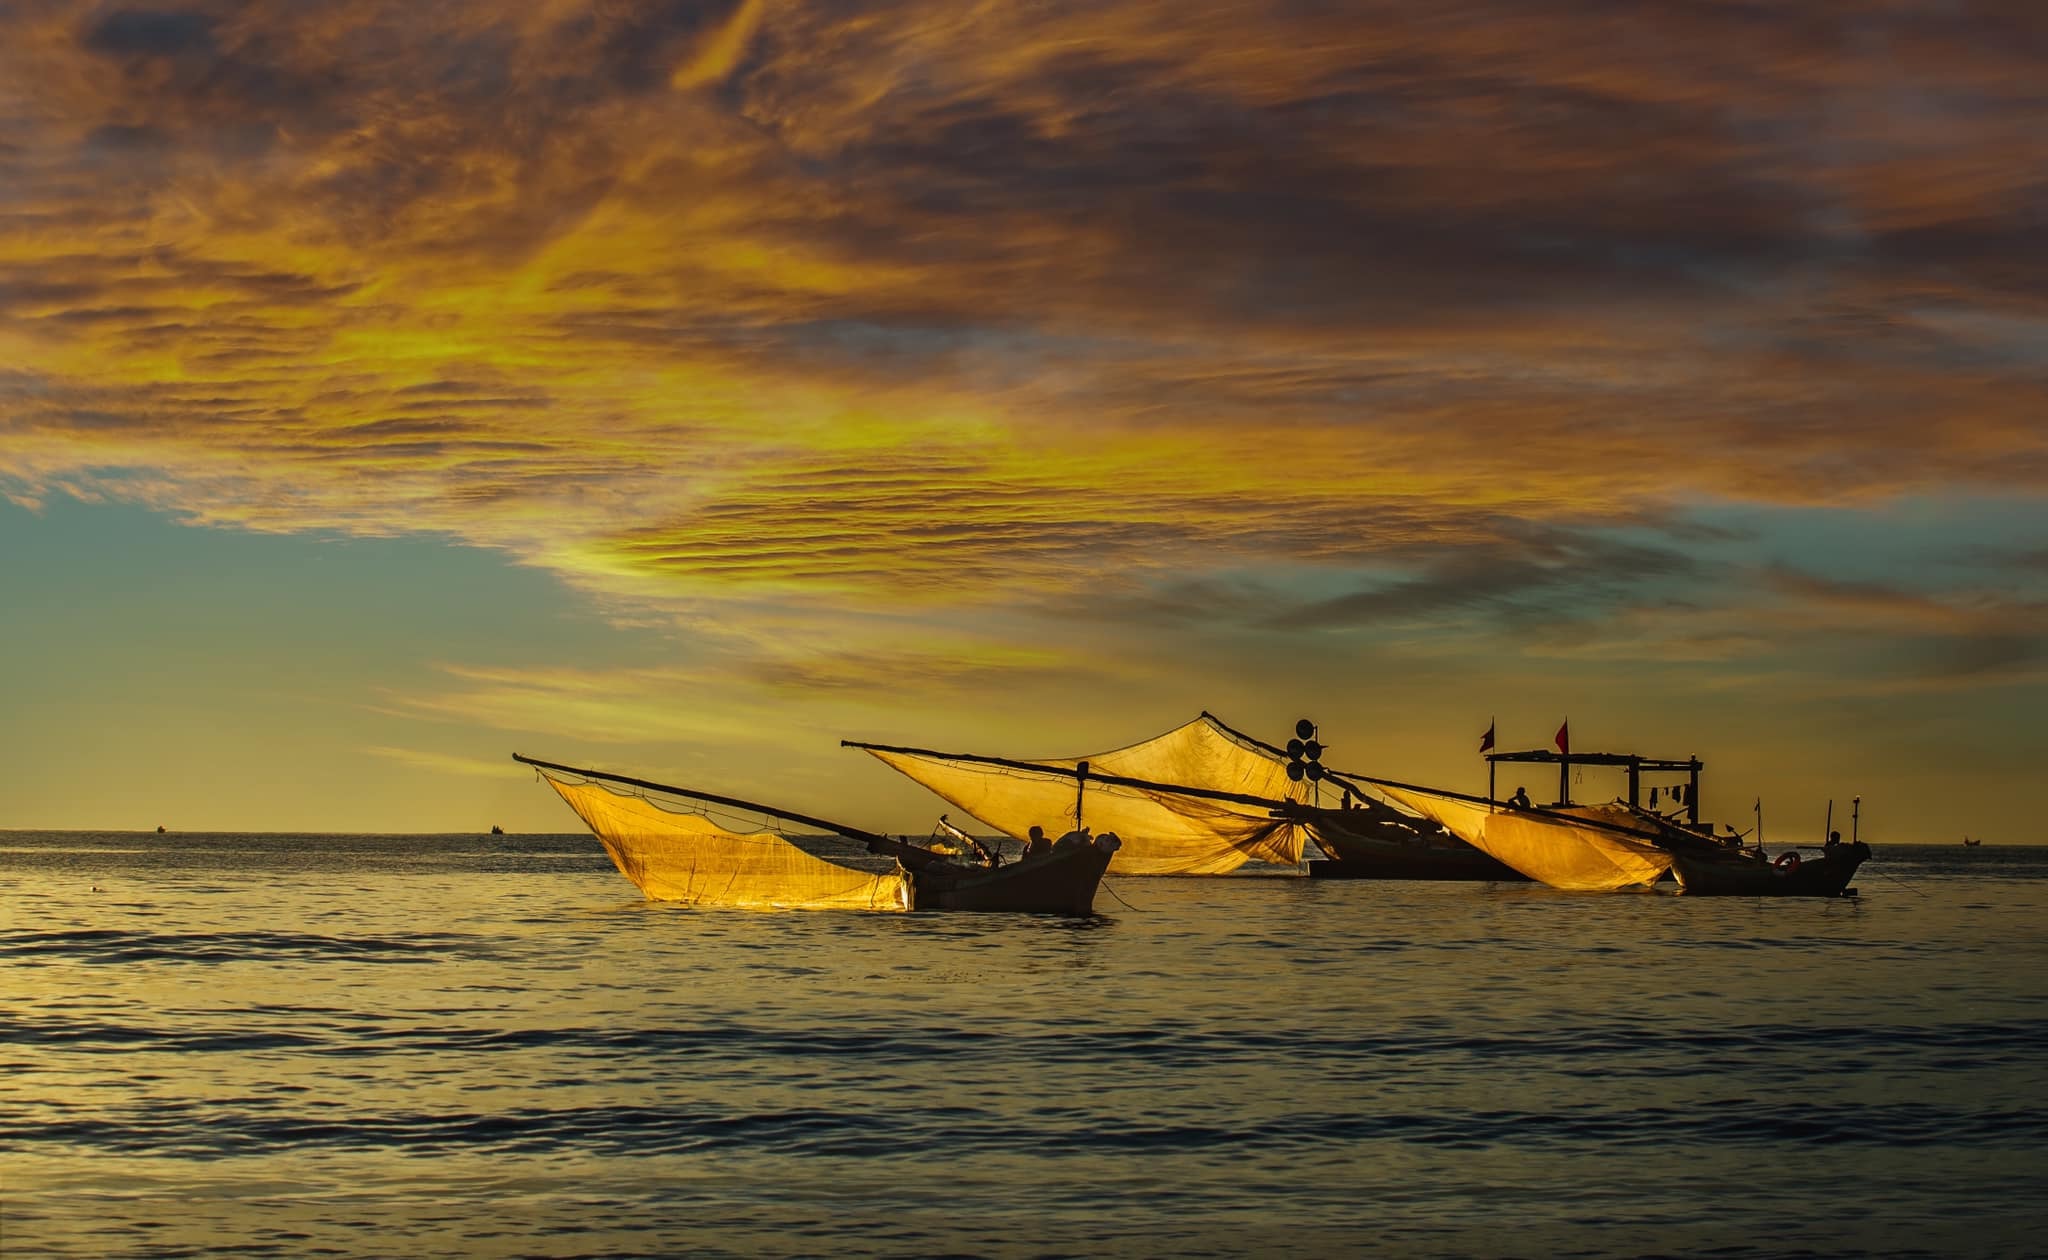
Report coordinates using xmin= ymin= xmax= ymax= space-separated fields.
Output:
xmin=1483 ymin=749 xmax=1704 ymax=823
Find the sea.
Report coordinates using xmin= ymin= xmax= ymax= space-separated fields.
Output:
xmin=3 ymin=833 xmax=2043 ymax=1259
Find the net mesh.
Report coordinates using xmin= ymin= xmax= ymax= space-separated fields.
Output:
xmin=543 ymin=775 xmax=912 ymax=911
xmin=1377 ymin=785 xmax=1671 ymax=891
xmin=862 ymin=716 xmax=1308 ymax=876
xmin=1373 ymin=786 xmax=1499 ymax=848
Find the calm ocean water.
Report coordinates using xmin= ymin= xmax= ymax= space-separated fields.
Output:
xmin=3 ymin=832 xmax=2044 ymax=1259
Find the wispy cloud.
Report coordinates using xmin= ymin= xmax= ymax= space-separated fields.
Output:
xmin=3 ymin=0 xmax=2045 ymax=701
xmin=364 ymin=745 xmax=514 ymax=779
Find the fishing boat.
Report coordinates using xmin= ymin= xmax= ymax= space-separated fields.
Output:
xmin=845 ymin=716 xmax=1312 ymax=876
xmin=1363 ymin=745 xmax=1876 ymax=897
xmin=1669 ymin=840 xmax=1869 ymax=896
xmin=1300 ymin=798 xmax=1527 ymax=881
xmin=1197 ymin=714 xmax=1527 ymax=881
xmin=513 ymin=754 xmax=1114 ymax=914
xmin=1318 ymin=744 xmax=1753 ymax=891
xmin=1669 ymin=792 xmax=1871 ymax=896
xmin=1963 ymin=836 xmax=1982 ymax=847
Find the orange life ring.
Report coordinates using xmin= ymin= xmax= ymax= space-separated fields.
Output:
xmin=1774 ymin=852 xmax=1801 ymax=871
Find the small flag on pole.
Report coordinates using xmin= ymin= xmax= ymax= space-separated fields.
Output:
xmin=1479 ymin=720 xmax=1495 ymax=753
xmin=1555 ymin=720 xmax=1570 ymax=755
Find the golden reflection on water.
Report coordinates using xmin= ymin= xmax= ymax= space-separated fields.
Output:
xmin=3 ymin=834 xmax=2045 ymax=1257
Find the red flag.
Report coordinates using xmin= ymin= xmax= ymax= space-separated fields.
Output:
xmin=1555 ymin=720 xmax=1570 ymax=755
xmin=1479 ymin=721 xmax=1495 ymax=753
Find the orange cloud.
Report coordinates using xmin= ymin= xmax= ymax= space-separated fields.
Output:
xmin=3 ymin=0 xmax=2044 ymax=662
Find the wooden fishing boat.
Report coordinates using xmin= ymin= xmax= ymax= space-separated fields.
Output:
xmin=513 ymin=754 xmax=1113 ymax=914
xmin=1302 ymin=800 xmax=1530 ymax=881
xmin=844 ymin=719 xmax=1312 ymax=876
xmin=1360 ymin=744 xmax=1876 ymax=897
xmin=1670 ymin=841 xmax=1869 ymax=897
xmin=889 ymin=829 xmax=1118 ymax=911
xmin=1318 ymin=743 xmax=1780 ymax=892
xmin=1367 ymin=745 xmax=1770 ymax=891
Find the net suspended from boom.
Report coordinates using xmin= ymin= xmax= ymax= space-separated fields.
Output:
xmin=855 ymin=715 xmax=1310 ymax=876
xmin=541 ymin=773 xmax=912 ymax=911
xmin=1374 ymin=784 xmax=1672 ymax=891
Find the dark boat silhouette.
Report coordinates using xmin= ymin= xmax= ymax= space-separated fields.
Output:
xmin=1285 ymin=738 xmax=1869 ymax=897
xmin=1300 ymin=799 xmax=1529 ymax=881
xmin=1668 ymin=840 xmax=1869 ymax=896
xmin=514 ymin=753 xmax=1112 ymax=914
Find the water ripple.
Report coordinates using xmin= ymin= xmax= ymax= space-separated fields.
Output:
xmin=1 ymin=928 xmax=489 ymax=965
xmin=3 ymin=835 xmax=2041 ymax=1259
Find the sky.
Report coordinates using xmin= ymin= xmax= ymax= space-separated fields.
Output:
xmin=2 ymin=0 xmax=2045 ymax=841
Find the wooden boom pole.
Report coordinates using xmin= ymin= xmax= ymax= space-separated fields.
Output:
xmin=512 ymin=752 xmax=896 ymax=848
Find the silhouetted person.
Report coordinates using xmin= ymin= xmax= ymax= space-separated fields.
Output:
xmin=1508 ymin=786 xmax=1532 ymax=810
xmin=1825 ymin=829 xmax=1841 ymax=848
xmin=1023 ymin=825 xmax=1051 ymax=859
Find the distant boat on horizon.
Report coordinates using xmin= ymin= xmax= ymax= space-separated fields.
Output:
xmin=1963 ymin=835 xmax=1982 ymax=847
xmin=490 ymin=824 xmax=505 ymax=835
xmin=156 ymin=824 xmax=165 ymax=834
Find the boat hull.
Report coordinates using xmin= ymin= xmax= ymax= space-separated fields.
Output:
xmin=1305 ymin=810 xmax=1527 ymax=881
xmin=1671 ymin=843 xmax=1870 ymax=897
xmin=901 ymin=841 xmax=1112 ymax=914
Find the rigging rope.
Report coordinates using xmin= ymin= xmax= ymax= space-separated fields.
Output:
xmin=1863 ymin=860 xmax=1929 ymax=898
